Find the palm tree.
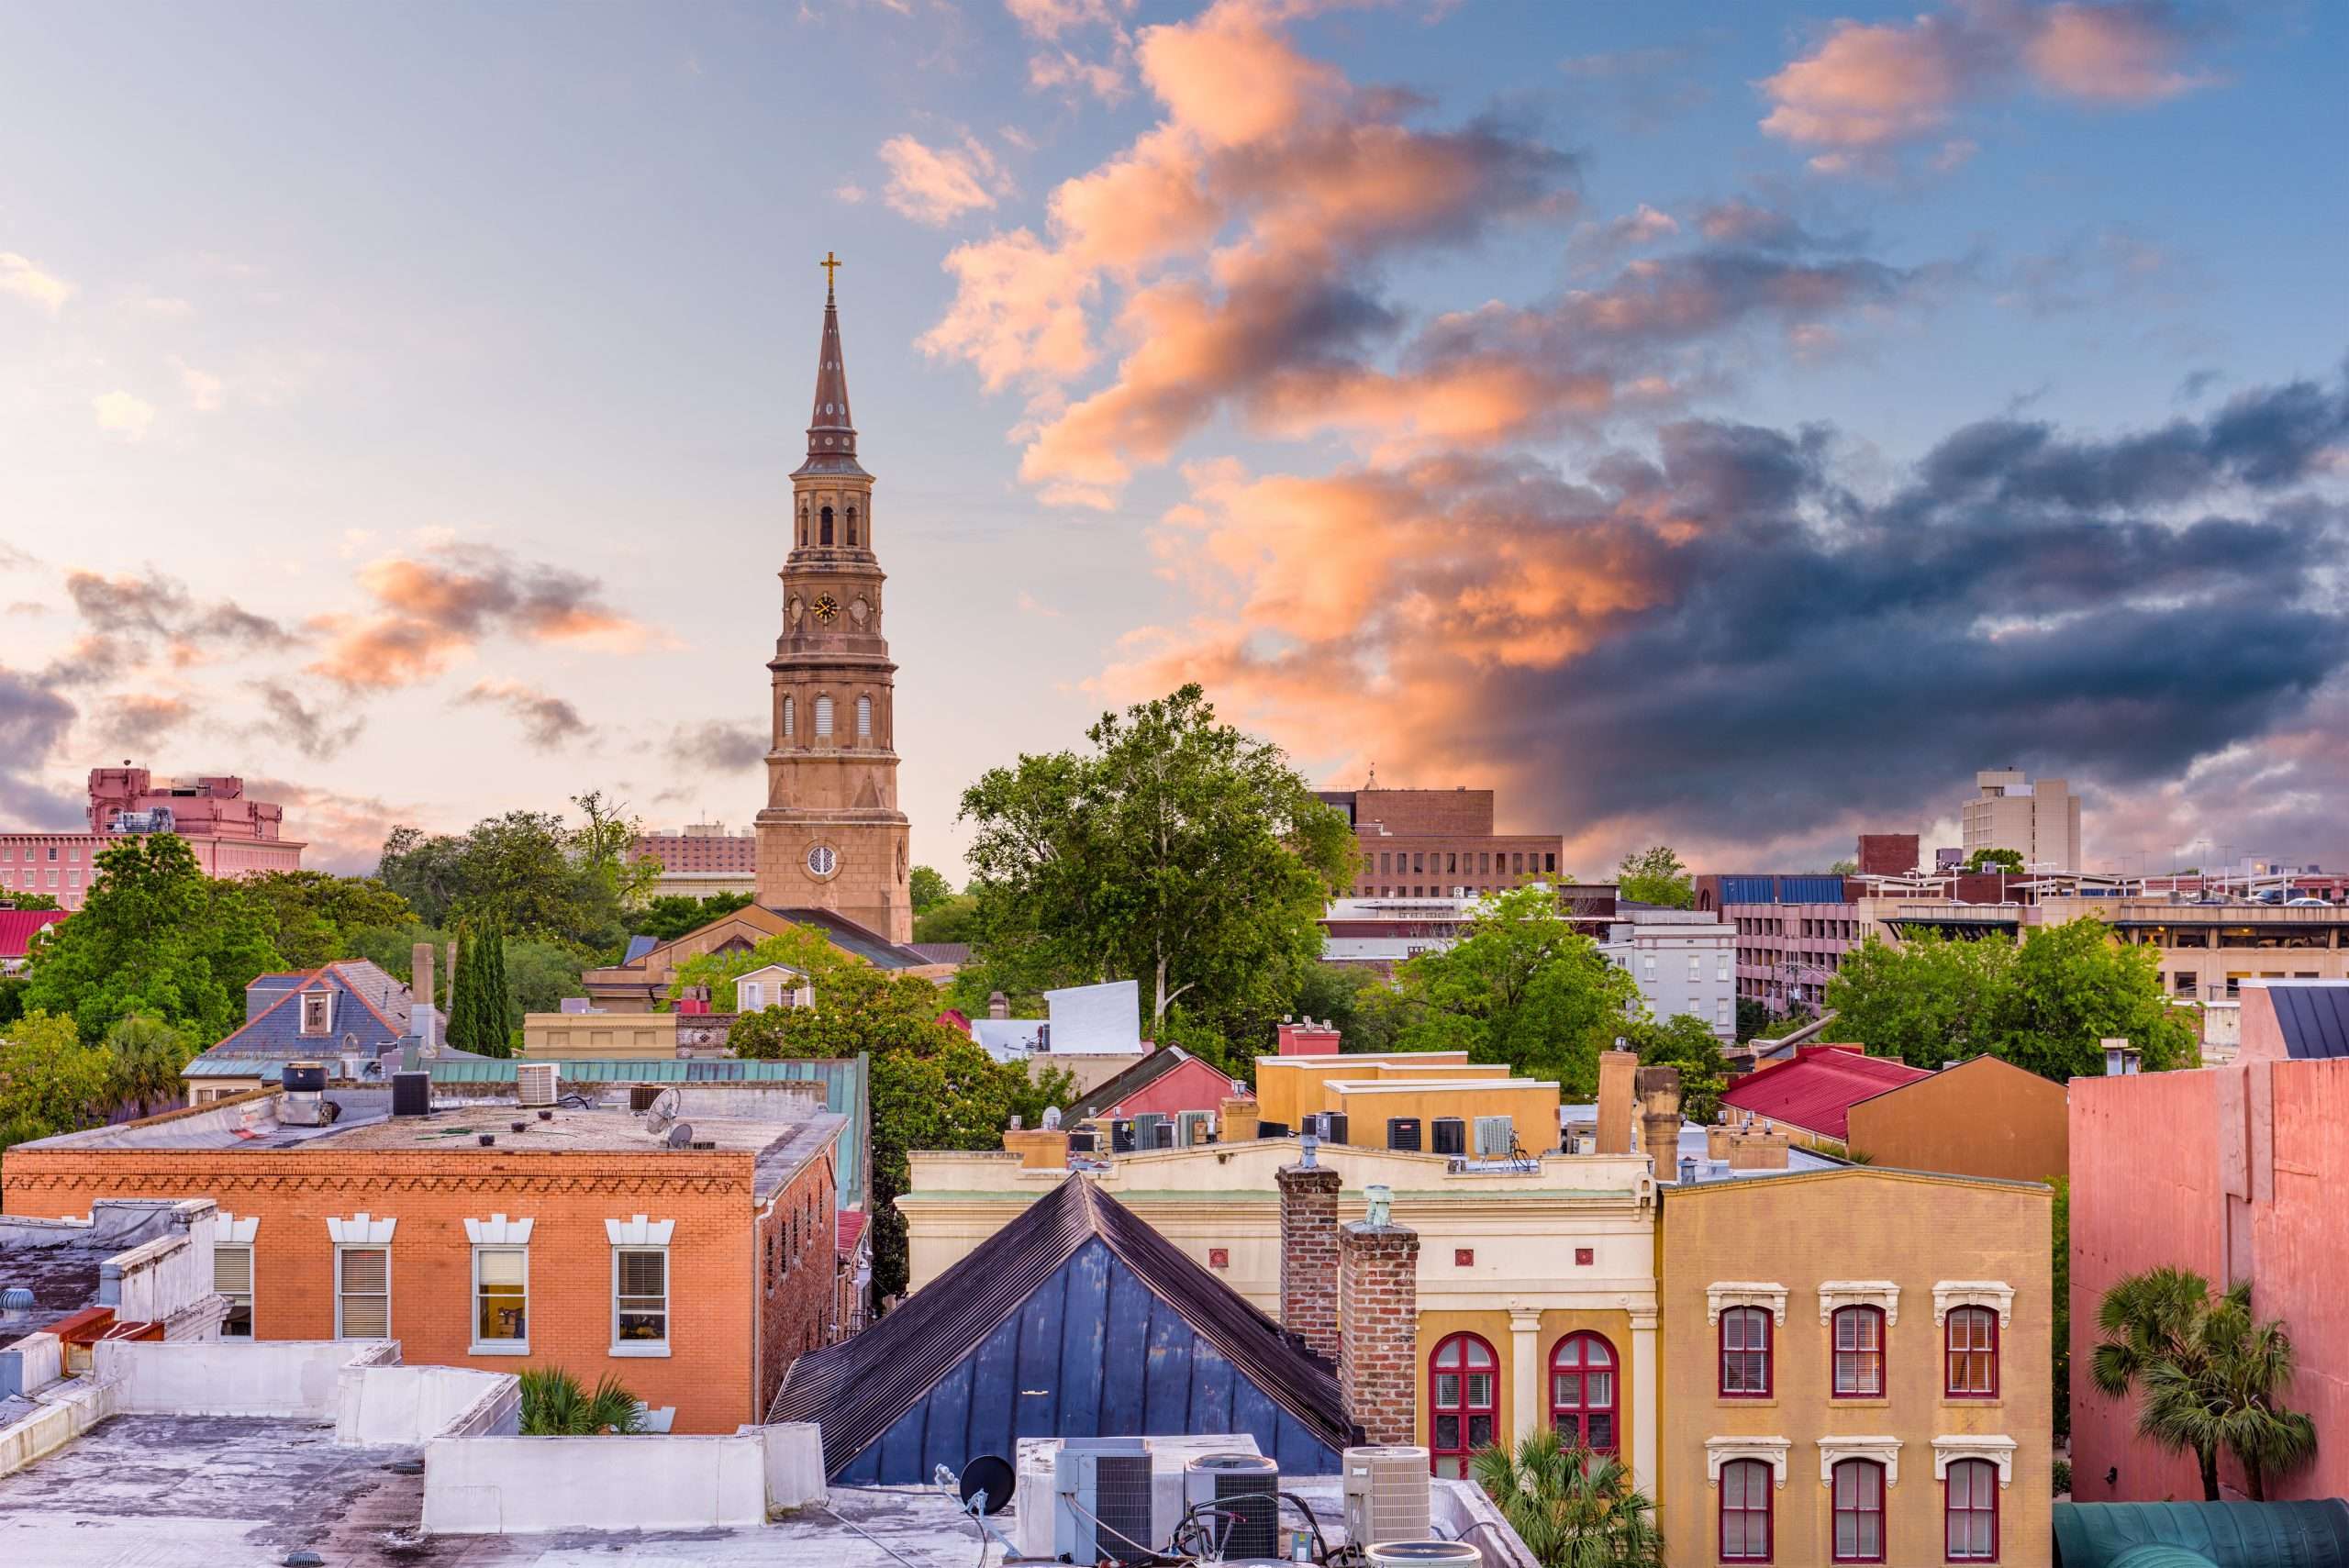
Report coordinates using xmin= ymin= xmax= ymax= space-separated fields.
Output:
xmin=2142 ymin=1291 xmax=2318 ymax=1500
xmin=517 ymin=1367 xmax=645 ymax=1436
xmin=2091 ymin=1266 xmax=2318 ymax=1499
xmin=105 ymin=1014 xmax=189 ymax=1119
xmin=1469 ymin=1429 xmax=1662 ymax=1568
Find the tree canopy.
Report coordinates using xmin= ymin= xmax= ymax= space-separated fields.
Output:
xmin=0 ymin=1010 xmax=117 ymax=1147
xmin=1389 ymin=884 xmax=1641 ymax=1095
xmin=1625 ymin=1012 xmax=1729 ymax=1124
xmin=20 ymin=834 xmax=284 ymax=1044
xmin=1965 ymin=847 xmax=2025 ymax=872
xmin=376 ymin=792 xmax=656 ymax=957
xmin=1615 ymin=845 xmax=1693 ymax=908
xmin=957 ymin=684 xmax=1356 ymax=1037
xmin=1824 ymin=917 xmax=2195 ymax=1078
xmin=241 ymin=870 xmax=416 ymax=970
xmin=907 ymin=865 xmax=954 ymax=916
xmin=634 ymin=892 xmax=756 ymax=944
xmin=664 ymin=928 xmax=854 ymax=1011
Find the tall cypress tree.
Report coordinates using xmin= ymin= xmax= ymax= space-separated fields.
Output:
xmin=483 ymin=922 xmax=510 ymax=1057
xmin=448 ymin=919 xmax=484 ymax=1051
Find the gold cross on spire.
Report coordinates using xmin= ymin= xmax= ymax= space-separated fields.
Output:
xmin=820 ymin=250 xmax=842 ymax=292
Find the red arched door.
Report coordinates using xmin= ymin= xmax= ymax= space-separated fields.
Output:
xmin=1549 ymin=1331 xmax=1620 ymax=1454
xmin=1428 ymin=1332 xmax=1497 ymax=1476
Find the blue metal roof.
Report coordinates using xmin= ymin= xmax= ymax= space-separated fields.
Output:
xmin=2267 ymin=984 xmax=2349 ymax=1060
xmin=2054 ymin=1501 xmax=2349 ymax=1568
xmin=428 ymin=1055 xmax=870 ymax=1207
xmin=622 ymin=935 xmax=659 ymax=965
xmin=1718 ymin=873 xmax=1851 ymax=906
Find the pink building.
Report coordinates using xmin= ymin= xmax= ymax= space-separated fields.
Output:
xmin=0 ymin=766 xmax=303 ymax=910
xmin=2069 ymin=982 xmax=2349 ymax=1503
xmin=1063 ymin=1044 xmax=1251 ymax=1126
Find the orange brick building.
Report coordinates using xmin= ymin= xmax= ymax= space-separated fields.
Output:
xmin=2 ymin=1084 xmax=845 ymax=1433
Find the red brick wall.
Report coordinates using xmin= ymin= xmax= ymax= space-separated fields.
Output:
xmin=754 ymin=1133 xmax=842 ymax=1418
xmin=1338 ymin=1219 xmax=1419 ymax=1445
xmin=1277 ymin=1163 xmax=1341 ymax=1362
xmin=3 ymin=1146 xmax=767 ymax=1434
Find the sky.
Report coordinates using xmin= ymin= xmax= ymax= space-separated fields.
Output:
xmin=1 ymin=0 xmax=2343 ymax=883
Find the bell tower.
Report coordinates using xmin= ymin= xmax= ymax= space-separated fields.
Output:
xmin=752 ymin=255 xmax=912 ymax=942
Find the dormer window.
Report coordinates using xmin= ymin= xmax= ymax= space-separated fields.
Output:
xmin=301 ymin=992 xmax=331 ymax=1036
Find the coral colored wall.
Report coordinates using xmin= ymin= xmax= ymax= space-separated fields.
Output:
xmin=1097 ymin=1056 xmax=1245 ymax=1120
xmin=2069 ymin=1059 xmax=2349 ymax=1502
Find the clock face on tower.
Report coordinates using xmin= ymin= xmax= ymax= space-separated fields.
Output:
xmin=812 ymin=594 xmax=840 ymax=624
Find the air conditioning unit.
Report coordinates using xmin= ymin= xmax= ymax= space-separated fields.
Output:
xmin=1132 ymin=1113 xmax=1166 ymax=1151
xmin=1111 ymin=1119 xmax=1137 ymax=1154
xmin=1054 ymin=1438 xmax=1157 ymax=1565
xmin=1473 ymin=1116 xmax=1514 ymax=1157
xmin=1430 ymin=1117 xmax=1466 ymax=1156
xmin=1176 ymin=1110 xmax=1214 ymax=1148
xmin=1184 ymin=1453 xmax=1280 ymax=1559
xmin=1365 ymin=1541 xmax=1482 ymax=1568
xmin=517 ymin=1062 xmax=559 ymax=1108
xmin=1321 ymin=1111 xmax=1348 ymax=1145
xmin=1341 ymin=1446 xmax=1432 ymax=1549
xmin=1386 ymin=1117 xmax=1421 ymax=1152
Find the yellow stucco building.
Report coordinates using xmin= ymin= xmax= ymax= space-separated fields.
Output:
xmin=1659 ymin=1167 xmax=2053 ymax=1568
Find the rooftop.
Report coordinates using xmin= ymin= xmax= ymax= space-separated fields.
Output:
xmin=1718 ymin=1043 xmax=1932 ymax=1140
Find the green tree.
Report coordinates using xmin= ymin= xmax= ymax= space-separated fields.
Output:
xmin=2092 ymin=1267 xmax=2319 ymax=1500
xmin=1389 ymin=884 xmax=1641 ymax=1095
xmin=1966 ymin=847 xmax=2025 ymax=872
xmin=1291 ymin=962 xmax=1407 ymax=1056
xmin=569 ymin=791 xmax=661 ymax=913
xmin=2052 ymin=1176 xmax=2070 ymax=1442
xmin=1626 ymin=1012 xmax=1728 ymax=1124
xmin=728 ymin=965 xmax=1070 ymax=1302
xmin=907 ymin=864 xmax=954 ymax=916
xmin=1827 ymin=858 xmax=1859 ymax=875
xmin=518 ymin=1367 xmax=644 ymax=1435
xmin=1470 ymin=1429 xmax=1663 ymax=1568
xmin=958 ymin=684 xmax=1356 ymax=1037
xmin=1825 ymin=930 xmax=2014 ymax=1071
xmin=1616 ymin=845 xmax=1693 ymax=908
xmin=106 ymin=1014 xmax=191 ymax=1119
xmin=2000 ymin=915 xmax=2195 ymax=1078
xmin=0 ymin=1010 xmax=117 ymax=1144
xmin=0 ymin=891 xmax=61 ymax=911
xmin=447 ymin=919 xmax=511 ymax=1055
xmin=913 ymin=893 xmax=980 ymax=945
xmin=377 ymin=799 xmax=647 ymax=956
xmin=242 ymin=872 xmax=416 ymax=969
xmin=635 ymin=892 xmax=756 ymax=944
xmin=665 ymin=928 xmax=853 ymax=1011
xmin=21 ymin=834 xmax=284 ymax=1044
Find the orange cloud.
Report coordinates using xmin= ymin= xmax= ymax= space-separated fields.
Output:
xmin=878 ymin=133 xmax=1013 ymax=226
xmin=310 ymin=543 xmax=643 ymax=689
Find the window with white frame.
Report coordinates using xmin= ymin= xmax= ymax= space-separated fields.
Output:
xmin=337 ymin=1247 xmax=390 ymax=1338
xmin=614 ymin=1248 xmax=668 ymax=1349
xmin=216 ymin=1244 xmax=254 ymax=1336
xmin=300 ymin=991 xmax=331 ymax=1035
xmin=473 ymin=1248 xmax=528 ymax=1350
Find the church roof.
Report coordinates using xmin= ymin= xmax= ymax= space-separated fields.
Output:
xmin=794 ymin=261 xmax=868 ymax=480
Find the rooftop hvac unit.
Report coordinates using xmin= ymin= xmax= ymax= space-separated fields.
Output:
xmin=1255 ymin=1119 xmax=1291 ymax=1139
xmin=517 ymin=1062 xmax=559 ymax=1108
xmin=1341 ymin=1446 xmax=1432 ymax=1549
xmin=1184 ymin=1453 xmax=1280 ymax=1560
xmin=1132 ymin=1113 xmax=1166 ymax=1151
xmin=1321 ymin=1111 xmax=1348 ymax=1146
xmin=1176 ymin=1110 xmax=1214 ymax=1148
xmin=1067 ymin=1129 xmax=1098 ymax=1153
xmin=1386 ymin=1117 xmax=1421 ymax=1152
xmin=1430 ymin=1117 xmax=1466 ymax=1156
xmin=1364 ymin=1542 xmax=1482 ymax=1568
xmin=1110 ymin=1119 xmax=1136 ymax=1154
xmin=1054 ymin=1438 xmax=1157 ymax=1565
xmin=1154 ymin=1120 xmax=1176 ymax=1150
xmin=1473 ymin=1116 xmax=1514 ymax=1157
xmin=390 ymin=1070 xmax=431 ymax=1118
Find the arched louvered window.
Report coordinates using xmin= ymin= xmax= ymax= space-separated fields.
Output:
xmin=782 ymin=695 xmax=795 ymax=739
xmin=813 ymin=695 xmax=833 ymax=738
xmin=819 ymin=506 xmax=834 ymax=546
xmin=797 ymin=506 xmax=808 ymax=547
xmin=855 ymin=695 xmax=873 ymax=739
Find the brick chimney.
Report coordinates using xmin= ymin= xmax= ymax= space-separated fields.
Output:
xmin=1726 ymin=1129 xmax=1791 ymax=1170
xmin=1338 ymin=1205 xmax=1420 ymax=1445
xmin=987 ymin=990 xmax=1010 ymax=1021
xmin=1220 ymin=1095 xmax=1260 ymax=1142
xmin=1596 ymin=1048 xmax=1638 ymax=1154
xmin=1635 ymin=1065 xmax=1683 ymax=1181
xmin=1276 ymin=1161 xmax=1342 ymax=1361
xmin=412 ymin=940 xmax=436 ymax=1014
xmin=1277 ymin=1018 xmax=1341 ymax=1055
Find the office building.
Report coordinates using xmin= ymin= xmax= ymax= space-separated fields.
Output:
xmin=0 ymin=766 xmax=303 ymax=910
xmin=630 ymin=821 xmax=759 ymax=899
xmin=1962 ymin=769 xmax=2081 ymax=872
xmin=1319 ymin=784 xmax=1564 ymax=899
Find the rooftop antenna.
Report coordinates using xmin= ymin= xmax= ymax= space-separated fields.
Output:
xmin=644 ymin=1087 xmax=682 ymax=1136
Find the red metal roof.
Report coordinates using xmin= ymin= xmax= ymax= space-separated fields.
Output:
xmin=1720 ymin=1045 xmax=1932 ymax=1140
xmin=0 ymin=908 xmax=67 ymax=960
xmin=836 ymin=1209 xmax=868 ymax=1255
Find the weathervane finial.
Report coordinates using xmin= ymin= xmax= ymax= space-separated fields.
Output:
xmin=820 ymin=250 xmax=842 ymax=296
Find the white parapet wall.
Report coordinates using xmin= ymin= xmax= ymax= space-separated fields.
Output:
xmin=95 ymin=1337 xmax=376 ymax=1418
xmin=338 ymin=1361 xmax=518 ymax=1445
xmin=421 ymin=1423 xmax=826 ymax=1535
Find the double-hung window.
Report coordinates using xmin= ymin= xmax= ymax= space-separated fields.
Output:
xmin=473 ymin=1247 xmax=529 ymax=1351
xmin=336 ymin=1247 xmax=390 ymax=1339
xmin=216 ymin=1244 xmax=254 ymax=1337
xmin=1945 ymin=1459 xmax=1998 ymax=1560
xmin=1946 ymin=1307 xmax=1999 ymax=1396
xmin=1719 ymin=1459 xmax=1773 ymax=1561
xmin=1833 ymin=1306 xmax=1885 ymax=1396
xmin=614 ymin=1248 xmax=669 ymax=1352
xmin=1720 ymin=1306 xmax=1772 ymax=1396
xmin=1831 ymin=1460 xmax=1885 ymax=1562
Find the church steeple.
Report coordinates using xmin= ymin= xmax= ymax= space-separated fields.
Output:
xmin=797 ymin=250 xmax=864 ymax=477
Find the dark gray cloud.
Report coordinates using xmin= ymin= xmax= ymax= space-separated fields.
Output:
xmin=257 ymin=682 xmax=364 ymax=761
xmin=97 ymin=693 xmax=198 ymax=751
xmin=455 ymin=681 xmax=589 ymax=751
xmin=44 ymin=568 xmax=294 ymax=689
xmin=669 ymin=719 xmax=767 ymax=773
xmin=0 ymin=665 xmax=82 ymax=826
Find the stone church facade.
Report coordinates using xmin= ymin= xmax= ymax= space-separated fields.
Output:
xmin=753 ymin=267 xmax=914 ymax=943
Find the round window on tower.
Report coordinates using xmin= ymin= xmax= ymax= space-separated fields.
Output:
xmin=806 ymin=844 xmax=839 ymax=880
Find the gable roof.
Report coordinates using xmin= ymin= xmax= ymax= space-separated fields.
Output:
xmin=1063 ymin=1045 xmax=1247 ymax=1121
xmin=1846 ymin=1051 xmax=2065 ymax=1112
xmin=191 ymin=962 xmax=410 ymax=1066
xmin=765 ymin=906 xmax=934 ymax=969
xmin=769 ymin=1175 xmax=1355 ymax=1469
xmin=0 ymin=908 xmax=67 ymax=961
xmin=1719 ymin=1045 xmax=1932 ymax=1140
xmin=2266 ymin=983 xmax=2349 ymax=1061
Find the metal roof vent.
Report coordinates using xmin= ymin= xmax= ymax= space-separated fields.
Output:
xmin=0 ymin=1284 xmax=36 ymax=1318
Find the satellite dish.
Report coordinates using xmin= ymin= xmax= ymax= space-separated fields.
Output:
xmin=665 ymin=1122 xmax=696 ymax=1149
xmin=645 ymin=1088 xmax=682 ymax=1133
xmin=958 ymin=1454 xmax=1015 ymax=1516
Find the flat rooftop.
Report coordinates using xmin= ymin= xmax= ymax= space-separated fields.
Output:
xmin=17 ymin=1089 xmax=845 ymax=1205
